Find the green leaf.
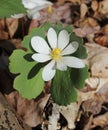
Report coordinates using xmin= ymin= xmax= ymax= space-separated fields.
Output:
xmin=9 ymin=50 xmax=28 ymax=74
xmin=70 ymin=33 xmax=87 ymax=59
xmin=71 ymin=65 xmax=89 ymax=89
xmin=0 ymin=0 xmax=26 ymax=18
xmin=14 ymin=70 xmax=44 ymax=99
xmin=9 ymin=49 xmax=44 ymax=99
xmin=51 ymin=70 xmax=77 ymax=106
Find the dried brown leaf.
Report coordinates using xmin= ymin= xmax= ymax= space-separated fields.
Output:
xmin=95 ymin=35 xmax=108 ymax=47
xmin=0 ymin=19 xmax=8 ymax=39
xmin=75 ymin=17 xmax=99 ymax=28
xmin=60 ymin=103 xmax=79 ymax=129
xmin=0 ymin=31 xmax=8 ymax=39
xmin=6 ymin=18 xmax=18 ymax=38
xmin=74 ymin=26 xmax=100 ymax=37
xmin=0 ymin=92 xmax=32 ymax=130
xmin=98 ymin=82 xmax=108 ymax=101
xmin=92 ymin=112 xmax=108 ymax=128
xmin=85 ymin=43 xmax=108 ymax=78
xmin=5 ymin=91 xmax=50 ymax=127
xmin=100 ymin=24 xmax=108 ymax=35
xmin=82 ymin=96 xmax=102 ymax=115
xmin=91 ymin=0 xmax=98 ymax=12
xmin=80 ymin=3 xmax=88 ymax=19
xmin=98 ymin=0 xmax=108 ymax=15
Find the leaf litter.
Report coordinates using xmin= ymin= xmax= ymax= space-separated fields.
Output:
xmin=0 ymin=0 xmax=108 ymax=130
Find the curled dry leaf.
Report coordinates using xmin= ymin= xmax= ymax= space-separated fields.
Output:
xmin=99 ymin=24 xmax=108 ymax=35
xmin=90 ymin=53 xmax=108 ymax=78
xmin=0 ymin=92 xmax=32 ymax=130
xmin=74 ymin=26 xmax=100 ymax=37
xmin=5 ymin=91 xmax=50 ymax=127
xmin=0 ymin=19 xmax=8 ymax=39
xmin=82 ymin=78 xmax=108 ymax=116
xmin=91 ymin=0 xmax=98 ymax=12
xmin=86 ymin=78 xmax=108 ymax=93
xmin=82 ymin=94 xmax=102 ymax=115
xmin=43 ymin=90 xmax=96 ymax=130
xmin=80 ymin=3 xmax=88 ymax=19
xmin=98 ymin=82 xmax=108 ymax=101
xmin=46 ymin=102 xmax=79 ymax=130
xmin=75 ymin=17 xmax=99 ymax=28
xmin=60 ymin=103 xmax=79 ymax=129
xmin=6 ymin=18 xmax=18 ymax=38
xmin=92 ymin=112 xmax=108 ymax=128
xmin=94 ymin=24 xmax=108 ymax=47
xmin=0 ymin=31 xmax=8 ymax=40
xmin=95 ymin=35 xmax=108 ymax=47
xmin=98 ymin=0 xmax=108 ymax=15
xmin=85 ymin=43 xmax=108 ymax=78
xmin=86 ymin=77 xmax=100 ymax=90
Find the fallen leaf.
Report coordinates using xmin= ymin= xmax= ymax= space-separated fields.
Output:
xmin=60 ymin=103 xmax=79 ymax=129
xmin=6 ymin=18 xmax=18 ymax=38
xmin=85 ymin=43 xmax=108 ymax=78
xmin=91 ymin=0 xmax=98 ymax=12
xmin=92 ymin=112 xmax=108 ymax=128
xmin=74 ymin=26 xmax=100 ymax=37
xmin=0 ymin=31 xmax=8 ymax=39
xmin=0 ymin=19 xmax=8 ymax=39
xmin=95 ymin=35 xmax=108 ymax=47
xmin=80 ymin=3 xmax=88 ymax=19
xmin=100 ymin=24 xmax=108 ymax=35
xmin=5 ymin=91 xmax=50 ymax=127
xmin=98 ymin=0 xmax=108 ymax=15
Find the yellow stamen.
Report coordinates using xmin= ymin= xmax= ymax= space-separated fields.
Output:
xmin=50 ymin=48 xmax=62 ymax=61
xmin=47 ymin=6 xmax=53 ymax=14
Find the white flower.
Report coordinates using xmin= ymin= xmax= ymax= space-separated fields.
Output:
xmin=12 ymin=0 xmax=52 ymax=19
xmin=31 ymin=28 xmax=85 ymax=81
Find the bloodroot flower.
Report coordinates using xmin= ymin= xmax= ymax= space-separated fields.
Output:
xmin=31 ymin=28 xmax=85 ymax=81
xmin=12 ymin=0 xmax=52 ymax=19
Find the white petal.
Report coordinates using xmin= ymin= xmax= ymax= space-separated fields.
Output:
xmin=62 ymin=56 xmax=85 ymax=68
xmin=47 ymin=28 xmax=57 ymax=49
xmin=58 ymin=30 xmax=69 ymax=50
xmin=71 ymin=41 xmax=79 ymax=51
xmin=22 ymin=0 xmax=36 ymax=9
xmin=42 ymin=60 xmax=56 ymax=81
xmin=56 ymin=61 xmax=67 ymax=71
xmin=22 ymin=0 xmax=52 ymax=9
xmin=62 ymin=41 xmax=79 ymax=55
xmin=32 ymin=53 xmax=51 ymax=62
xmin=31 ymin=36 xmax=51 ymax=54
xmin=11 ymin=14 xmax=24 ymax=18
xmin=27 ymin=10 xmax=41 ymax=19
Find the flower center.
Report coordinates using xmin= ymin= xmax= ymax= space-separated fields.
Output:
xmin=50 ymin=48 xmax=62 ymax=61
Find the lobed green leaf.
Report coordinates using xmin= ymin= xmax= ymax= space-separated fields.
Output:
xmin=9 ymin=49 xmax=44 ymax=99
xmin=71 ymin=65 xmax=89 ymax=89
xmin=0 ymin=0 xmax=26 ymax=18
xmin=51 ymin=70 xmax=77 ymax=106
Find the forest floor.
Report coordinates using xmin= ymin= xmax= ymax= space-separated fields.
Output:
xmin=0 ymin=0 xmax=108 ymax=130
